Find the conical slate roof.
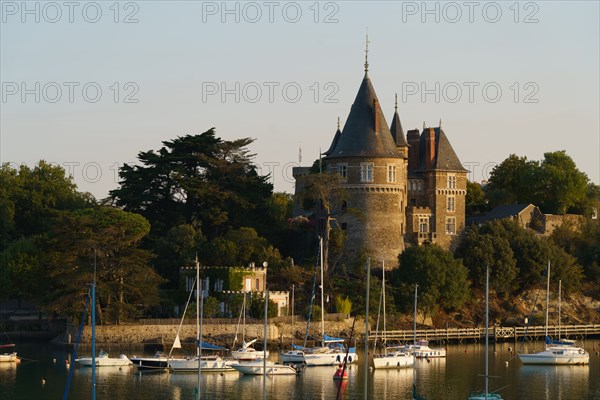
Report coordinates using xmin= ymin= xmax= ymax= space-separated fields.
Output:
xmin=326 ymin=73 xmax=402 ymax=159
xmin=322 ymin=128 xmax=341 ymax=156
xmin=390 ymin=110 xmax=408 ymax=147
xmin=419 ymin=127 xmax=468 ymax=171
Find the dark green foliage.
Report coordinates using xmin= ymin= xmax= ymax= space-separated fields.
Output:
xmin=466 ymin=180 xmax=488 ymax=216
xmin=42 ymin=207 xmax=164 ymax=322
xmin=389 ymin=244 xmax=470 ymax=317
xmin=457 ymin=219 xmax=585 ymax=296
xmin=110 ymin=129 xmax=273 ymax=240
xmin=248 ymin=292 xmax=278 ymax=318
xmin=485 ymin=151 xmax=592 ymax=215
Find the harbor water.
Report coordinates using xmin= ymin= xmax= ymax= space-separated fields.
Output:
xmin=1 ymin=340 xmax=599 ymax=399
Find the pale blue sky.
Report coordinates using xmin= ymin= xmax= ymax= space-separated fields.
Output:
xmin=1 ymin=1 xmax=598 ymax=199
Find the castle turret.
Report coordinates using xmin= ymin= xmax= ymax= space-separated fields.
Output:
xmin=324 ymin=48 xmax=407 ymax=266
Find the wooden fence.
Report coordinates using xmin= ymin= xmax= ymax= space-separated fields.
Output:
xmin=369 ymin=324 xmax=600 ymax=343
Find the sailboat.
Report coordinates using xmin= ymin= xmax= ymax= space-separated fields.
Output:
xmin=400 ymin=286 xmax=446 ymax=359
xmin=75 ymin=253 xmax=132 ymax=368
xmin=372 ymin=260 xmax=414 ymax=369
xmin=232 ymin=277 xmax=298 ymax=375
xmin=132 ymin=270 xmax=198 ymax=370
xmin=518 ymin=262 xmax=589 ymax=365
xmin=169 ymin=258 xmax=236 ymax=373
xmin=293 ymin=238 xmax=357 ymax=367
xmin=468 ymin=266 xmax=503 ymax=400
xmin=0 ymin=343 xmax=18 ymax=363
xmin=231 ymin=294 xmax=269 ymax=361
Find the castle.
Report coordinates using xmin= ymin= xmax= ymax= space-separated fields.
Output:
xmin=293 ymin=50 xmax=467 ymax=266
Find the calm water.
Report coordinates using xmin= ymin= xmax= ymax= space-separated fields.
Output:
xmin=2 ymin=341 xmax=599 ymax=399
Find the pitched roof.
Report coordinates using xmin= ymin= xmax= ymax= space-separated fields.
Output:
xmin=326 ymin=73 xmax=403 ymax=159
xmin=322 ymin=128 xmax=341 ymax=156
xmin=390 ymin=110 xmax=408 ymax=147
xmin=418 ymin=127 xmax=467 ymax=171
xmin=479 ymin=204 xmax=534 ymax=223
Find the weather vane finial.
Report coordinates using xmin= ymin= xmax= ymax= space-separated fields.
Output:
xmin=439 ymin=118 xmax=442 ymax=128
xmin=395 ymin=93 xmax=398 ymax=111
xmin=337 ymin=116 xmax=341 ymax=130
xmin=364 ymin=29 xmax=370 ymax=72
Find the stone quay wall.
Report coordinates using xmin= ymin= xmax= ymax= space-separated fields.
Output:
xmin=62 ymin=318 xmax=363 ymax=348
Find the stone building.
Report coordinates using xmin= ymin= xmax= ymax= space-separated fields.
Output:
xmin=293 ymin=52 xmax=467 ymax=266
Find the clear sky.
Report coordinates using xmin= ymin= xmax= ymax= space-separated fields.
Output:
xmin=1 ymin=1 xmax=598 ymax=200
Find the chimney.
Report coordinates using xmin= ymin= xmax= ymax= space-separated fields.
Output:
xmin=424 ymin=127 xmax=436 ymax=170
xmin=373 ymin=99 xmax=379 ymax=133
xmin=407 ymin=129 xmax=420 ymax=172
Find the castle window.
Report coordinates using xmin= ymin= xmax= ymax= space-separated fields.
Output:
xmin=445 ymin=217 xmax=456 ymax=234
xmin=447 ymin=196 xmax=455 ymax=212
xmin=341 ymin=223 xmax=347 ymax=231
xmin=411 ymin=198 xmax=417 ymax=206
xmin=360 ymin=163 xmax=373 ymax=182
xmin=387 ymin=165 xmax=397 ymax=183
xmin=341 ymin=200 xmax=347 ymax=212
xmin=256 ymin=278 xmax=260 ymax=290
xmin=417 ymin=180 xmax=423 ymax=191
xmin=418 ymin=217 xmax=429 ymax=233
xmin=337 ymin=164 xmax=347 ymax=179
xmin=447 ymin=175 xmax=456 ymax=189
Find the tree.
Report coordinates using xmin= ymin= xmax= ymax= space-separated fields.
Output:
xmin=390 ymin=244 xmax=470 ymax=318
xmin=42 ymin=206 xmax=163 ymax=322
xmin=110 ymin=129 xmax=273 ymax=240
xmin=297 ymin=172 xmax=348 ymax=275
xmin=335 ymin=295 xmax=352 ymax=315
xmin=485 ymin=154 xmax=540 ymax=207
xmin=466 ymin=180 xmax=488 ymax=216
xmin=537 ymin=151 xmax=589 ymax=214
xmin=485 ymin=151 xmax=591 ymax=214
xmin=456 ymin=226 xmax=518 ymax=296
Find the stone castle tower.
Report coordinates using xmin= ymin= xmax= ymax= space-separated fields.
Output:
xmin=293 ymin=51 xmax=467 ymax=266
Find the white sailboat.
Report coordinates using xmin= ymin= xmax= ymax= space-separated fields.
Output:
xmin=231 ymin=290 xmax=270 ymax=361
xmin=372 ymin=260 xmax=414 ymax=369
xmin=301 ymin=238 xmax=357 ymax=366
xmin=400 ymin=285 xmax=446 ymax=359
xmin=75 ymin=350 xmax=132 ymax=367
xmin=169 ymin=258 xmax=236 ymax=373
xmin=232 ymin=280 xmax=298 ymax=376
xmin=518 ymin=262 xmax=589 ymax=365
xmin=468 ymin=266 xmax=503 ymax=400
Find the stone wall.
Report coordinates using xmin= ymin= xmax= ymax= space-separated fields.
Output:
xmin=66 ymin=318 xmax=362 ymax=346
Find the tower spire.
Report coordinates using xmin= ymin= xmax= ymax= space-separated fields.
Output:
xmin=364 ymin=30 xmax=370 ymax=72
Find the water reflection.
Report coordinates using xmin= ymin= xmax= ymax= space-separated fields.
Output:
xmin=518 ymin=364 xmax=589 ymax=400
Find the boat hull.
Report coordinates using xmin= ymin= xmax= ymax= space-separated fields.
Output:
xmin=130 ymin=356 xmax=169 ymax=370
xmin=0 ymin=352 xmax=18 ymax=363
xmin=231 ymin=349 xmax=269 ymax=361
xmin=303 ymin=351 xmax=358 ymax=366
xmin=279 ymin=350 xmax=305 ymax=364
xmin=168 ymin=357 xmax=237 ymax=372
xmin=231 ymin=361 xmax=298 ymax=375
xmin=372 ymin=353 xmax=414 ymax=369
xmin=469 ymin=394 xmax=503 ymax=400
xmin=517 ymin=352 xmax=589 ymax=365
xmin=76 ymin=354 xmax=132 ymax=367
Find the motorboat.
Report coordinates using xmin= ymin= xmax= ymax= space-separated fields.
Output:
xmin=76 ymin=350 xmax=132 ymax=367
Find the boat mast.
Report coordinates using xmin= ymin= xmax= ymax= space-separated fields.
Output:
xmin=196 ymin=256 xmax=202 ymax=400
xmin=363 ymin=257 xmax=370 ymax=400
xmin=545 ymin=261 xmax=550 ymax=339
xmin=382 ymin=260 xmax=386 ymax=354
xmin=485 ymin=265 xmax=489 ymax=398
xmin=413 ymin=284 xmax=418 ymax=348
xmin=263 ymin=287 xmax=268 ymax=400
xmin=320 ymin=237 xmax=325 ymax=347
xmin=91 ymin=250 xmax=97 ymax=400
xmin=291 ymin=284 xmax=295 ymax=345
xmin=242 ymin=290 xmax=246 ymax=344
xmin=558 ymin=279 xmax=562 ymax=340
